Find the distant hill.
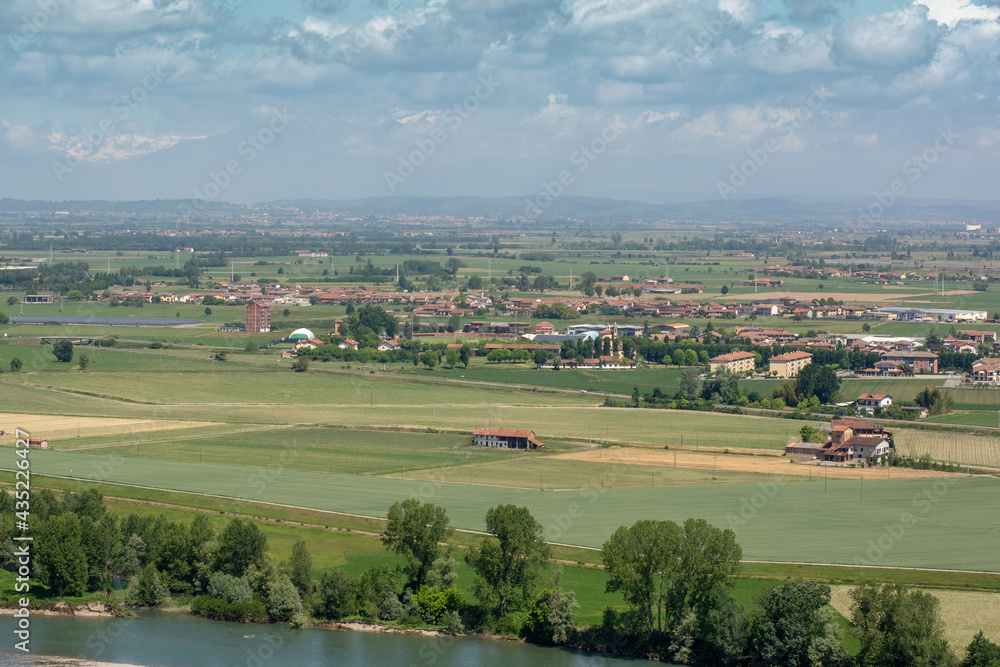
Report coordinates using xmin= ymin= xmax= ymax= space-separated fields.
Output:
xmin=263 ymin=196 xmax=1000 ymax=223
xmin=3 ymin=195 xmax=1000 ymax=223
xmin=0 ymin=198 xmax=234 ymax=214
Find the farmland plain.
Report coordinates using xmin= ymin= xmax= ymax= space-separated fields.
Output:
xmin=7 ymin=450 xmax=998 ymax=571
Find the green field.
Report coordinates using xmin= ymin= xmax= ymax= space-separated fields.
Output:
xmin=395 ymin=454 xmax=771 ymax=489
xmin=926 ymin=412 xmax=1000 ymax=428
xmin=67 ymin=426 xmax=525 ymax=475
xmin=894 ymin=430 xmax=1000 ymax=468
xmin=9 ymin=451 xmax=999 ymax=571
xmin=3 ymin=368 xmax=596 ymax=408
xmin=411 ymin=364 xmax=686 ymax=396
xmin=0 ymin=374 xmax=794 ymax=449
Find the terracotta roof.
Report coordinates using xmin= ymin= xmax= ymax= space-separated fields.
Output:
xmin=474 ymin=428 xmax=535 ymax=437
xmin=771 ymin=351 xmax=812 ymax=361
xmin=711 ymin=351 xmax=756 ymax=361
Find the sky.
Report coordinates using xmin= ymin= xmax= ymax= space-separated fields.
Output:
xmin=0 ymin=0 xmax=998 ymax=205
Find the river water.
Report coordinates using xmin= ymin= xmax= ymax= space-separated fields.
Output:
xmin=0 ymin=612 xmax=643 ymax=666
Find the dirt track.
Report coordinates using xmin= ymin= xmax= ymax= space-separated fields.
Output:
xmin=551 ymin=446 xmax=954 ymax=480
xmin=0 ymin=412 xmax=212 ymax=443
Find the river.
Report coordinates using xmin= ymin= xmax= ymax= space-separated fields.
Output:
xmin=0 ymin=612 xmax=645 ymax=666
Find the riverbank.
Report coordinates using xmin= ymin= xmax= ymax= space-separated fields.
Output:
xmin=0 ymin=601 xmax=122 ymax=618
xmin=1 ymin=611 xmax=638 ymax=667
xmin=0 ymin=656 xmax=144 ymax=667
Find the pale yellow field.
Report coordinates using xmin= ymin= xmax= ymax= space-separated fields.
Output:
xmin=552 ymin=446 xmax=953 ymax=480
xmin=895 ymin=430 xmax=1000 ymax=468
xmin=830 ymin=585 xmax=1000 ymax=650
xmin=0 ymin=413 xmax=215 ymax=443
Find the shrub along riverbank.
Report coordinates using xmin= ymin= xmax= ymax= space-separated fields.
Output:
xmin=1 ymin=487 xmax=998 ymax=665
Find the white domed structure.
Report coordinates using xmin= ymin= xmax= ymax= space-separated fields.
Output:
xmin=289 ymin=328 xmax=315 ymax=340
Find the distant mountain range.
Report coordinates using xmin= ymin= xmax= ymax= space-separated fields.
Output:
xmin=3 ymin=195 xmax=1000 ymax=224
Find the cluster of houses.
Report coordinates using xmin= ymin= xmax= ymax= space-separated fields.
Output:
xmin=784 ymin=419 xmax=893 ymax=464
xmin=708 ymin=335 xmax=952 ymax=379
xmin=760 ymin=264 xmax=997 ymax=287
xmin=20 ymin=271 xmax=991 ymax=325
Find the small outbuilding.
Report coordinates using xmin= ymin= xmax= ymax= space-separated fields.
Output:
xmin=473 ymin=428 xmax=544 ymax=449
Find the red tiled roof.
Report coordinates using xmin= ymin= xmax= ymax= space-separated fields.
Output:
xmin=771 ymin=351 xmax=812 ymax=361
xmin=711 ymin=351 xmax=756 ymax=361
xmin=474 ymin=428 xmax=535 ymax=438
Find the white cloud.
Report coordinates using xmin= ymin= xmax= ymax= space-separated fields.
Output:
xmin=853 ymin=132 xmax=878 ymax=145
xmin=643 ymin=111 xmax=685 ymax=123
xmin=2 ymin=121 xmax=37 ymax=150
xmin=46 ymin=131 xmax=204 ymax=162
xmin=916 ymin=0 xmax=1000 ymax=27
xmin=832 ymin=5 xmax=941 ymax=70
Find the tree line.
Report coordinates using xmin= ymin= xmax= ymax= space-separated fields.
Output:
xmin=3 ymin=489 xmax=996 ymax=665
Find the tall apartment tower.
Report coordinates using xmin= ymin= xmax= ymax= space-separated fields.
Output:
xmin=246 ymin=301 xmax=271 ymax=333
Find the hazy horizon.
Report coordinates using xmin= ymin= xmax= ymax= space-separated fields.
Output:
xmin=1 ymin=0 xmax=999 ymax=207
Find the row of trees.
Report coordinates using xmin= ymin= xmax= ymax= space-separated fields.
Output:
xmin=3 ymin=488 xmax=997 ymax=664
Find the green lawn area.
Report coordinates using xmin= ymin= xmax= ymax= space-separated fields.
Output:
xmin=398 ymin=454 xmax=774 ymax=489
xmin=926 ymin=411 xmax=1000 ymax=428
xmin=71 ymin=427 xmax=525 ymax=475
xmin=5 ymin=368 xmax=598 ymax=408
xmin=0 ymin=375 xmax=792 ymax=449
xmin=412 ymin=364 xmax=686 ymax=396
xmin=11 ymin=450 xmax=1000 ymax=571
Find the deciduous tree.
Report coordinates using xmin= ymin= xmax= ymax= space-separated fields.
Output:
xmin=52 ymin=339 xmax=73 ymax=362
xmin=381 ymin=499 xmax=452 ymax=589
xmin=214 ymin=518 xmax=267 ymax=578
xmin=466 ymin=504 xmax=550 ymax=616
xmin=850 ymin=581 xmax=954 ymax=667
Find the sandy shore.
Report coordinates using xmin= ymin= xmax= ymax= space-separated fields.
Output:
xmin=322 ymin=620 xmax=445 ymax=637
xmin=0 ymin=655 xmax=144 ymax=667
xmin=0 ymin=602 xmax=119 ymax=618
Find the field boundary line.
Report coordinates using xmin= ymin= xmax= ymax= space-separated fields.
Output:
xmin=4 ymin=468 xmax=1000 ymax=575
